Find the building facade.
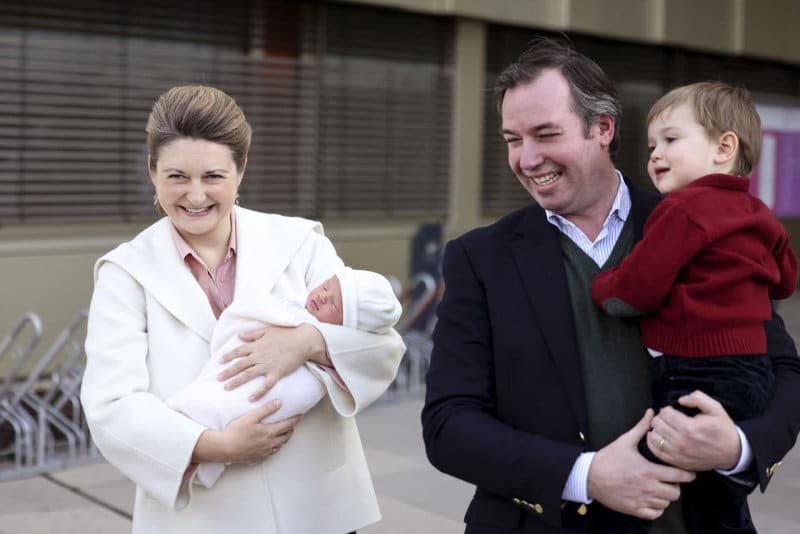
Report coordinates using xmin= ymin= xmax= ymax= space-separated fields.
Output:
xmin=1 ymin=0 xmax=799 ymax=348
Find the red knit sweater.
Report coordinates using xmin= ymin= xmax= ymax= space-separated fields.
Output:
xmin=592 ymin=174 xmax=798 ymax=357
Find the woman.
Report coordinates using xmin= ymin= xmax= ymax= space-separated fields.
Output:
xmin=81 ymin=85 xmax=405 ymax=533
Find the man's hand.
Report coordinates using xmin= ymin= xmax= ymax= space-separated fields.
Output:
xmin=647 ymin=390 xmax=741 ymax=471
xmin=588 ymin=409 xmax=696 ymax=520
xmin=217 ymin=323 xmax=328 ymax=401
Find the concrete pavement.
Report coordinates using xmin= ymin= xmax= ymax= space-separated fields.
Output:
xmin=0 ymin=395 xmax=799 ymax=533
xmin=0 ymin=396 xmax=474 ymax=534
xmin=3 ymin=294 xmax=800 ymax=533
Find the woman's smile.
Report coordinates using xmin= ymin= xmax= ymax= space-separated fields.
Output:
xmin=150 ymin=138 xmax=243 ymax=248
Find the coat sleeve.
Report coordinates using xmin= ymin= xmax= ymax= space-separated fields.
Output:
xmin=421 ymin=238 xmax=583 ymax=529
xmin=81 ymin=261 xmax=206 ymax=509
xmin=298 ymin=228 xmax=405 ymax=417
xmin=739 ymin=306 xmax=800 ymax=491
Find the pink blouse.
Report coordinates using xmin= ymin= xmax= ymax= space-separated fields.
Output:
xmin=170 ymin=217 xmax=237 ymax=319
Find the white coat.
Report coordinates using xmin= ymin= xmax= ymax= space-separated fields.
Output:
xmin=81 ymin=206 xmax=406 ymax=534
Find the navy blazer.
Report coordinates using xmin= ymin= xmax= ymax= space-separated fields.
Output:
xmin=421 ymin=181 xmax=800 ymax=533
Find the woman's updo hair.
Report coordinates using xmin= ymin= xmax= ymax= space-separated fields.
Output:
xmin=146 ymin=85 xmax=252 ymax=172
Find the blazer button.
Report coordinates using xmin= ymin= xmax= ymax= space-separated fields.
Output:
xmin=577 ymin=504 xmax=588 ymax=516
xmin=578 ymin=432 xmax=586 ymax=443
xmin=767 ymin=461 xmax=783 ymax=477
xmin=534 ymin=503 xmax=544 ymax=514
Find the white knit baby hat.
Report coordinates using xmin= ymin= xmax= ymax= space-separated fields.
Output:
xmin=336 ymin=267 xmax=402 ymax=333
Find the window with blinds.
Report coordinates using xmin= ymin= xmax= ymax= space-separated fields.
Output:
xmin=0 ymin=0 xmax=453 ymax=223
xmin=481 ymin=26 xmax=800 ymax=217
xmin=318 ymin=7 xmax=453 ymax=217
xmin=481 ymin=28 xmax=538 ymax=217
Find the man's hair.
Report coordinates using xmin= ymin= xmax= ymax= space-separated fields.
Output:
xmin=646 ymin=81 xmax=761 ymax=176
xmin=494 ymin=36 xmax=622 ymax=157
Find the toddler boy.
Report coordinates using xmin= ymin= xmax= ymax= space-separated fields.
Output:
xmin=592 ymin=81 xmax=797 ymax=533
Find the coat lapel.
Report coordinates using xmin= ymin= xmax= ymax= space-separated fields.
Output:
xmin=509 ymin=205 xmax=589 ymax=432
xmin=232 ymin=207 xmax=320 ymax=301
xmin=96 ymin=208 xmax=324 ymax=346
xmin=98 ymin=217 xmax=217 ymax=343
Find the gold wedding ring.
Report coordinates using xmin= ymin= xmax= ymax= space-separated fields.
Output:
xmin=658 ymin=437 xmax=665 ymax=451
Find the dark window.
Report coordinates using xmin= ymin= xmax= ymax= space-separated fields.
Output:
xmin=0 ymin=0 xmax=452 ymax=222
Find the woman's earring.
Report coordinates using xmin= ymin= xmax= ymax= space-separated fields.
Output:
xmin=153 ymin=193 xmax=167 ymax=217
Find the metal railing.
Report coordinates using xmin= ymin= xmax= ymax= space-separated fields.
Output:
xmin=0 ymin=310 xmax=99 ymax=481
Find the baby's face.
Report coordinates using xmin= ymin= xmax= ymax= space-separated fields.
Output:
xmin=306 ymin=275 xmax=343 ymax=325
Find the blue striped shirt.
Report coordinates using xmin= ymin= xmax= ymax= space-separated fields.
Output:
xmin=545 ymin=171 xmax=630 ymax=267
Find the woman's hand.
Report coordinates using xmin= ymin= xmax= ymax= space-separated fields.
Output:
xmin=217 ymin=323 xmax=330 ymax=401
xmin=193 ymin=400 xmax=301 ymax=464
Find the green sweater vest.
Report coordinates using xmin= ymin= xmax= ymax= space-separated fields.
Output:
xmin=559 ymin=219 xmax=686 ymax=534
xmin=559 ymin=220 xmax=651 ymax=449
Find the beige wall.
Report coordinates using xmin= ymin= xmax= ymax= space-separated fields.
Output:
xmin=446 ymin=18 xmax=486 ymax=240
xmin=570 ymin=0 xmax=660 ymax=42
xmin=0 ymin=222 xmax=143 ymax=365
xmin=744 ymin=0 xmax=800 ymax=63
xmin=341 ymin=0 xmax=800 ymax=63
xmin=662 ymin=0 xmax=740 ymax=53
xmin=323 ymin=220 xmax=418 ymax=282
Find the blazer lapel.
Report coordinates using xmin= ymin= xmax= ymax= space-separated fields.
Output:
xmin=627 ymin=179 xmax=662 ymax=241
xmin=509 ymin=205 xmax=588 ymax=432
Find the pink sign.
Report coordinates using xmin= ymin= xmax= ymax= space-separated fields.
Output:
xmin=751 ymin=105 xmax=800 ymax=217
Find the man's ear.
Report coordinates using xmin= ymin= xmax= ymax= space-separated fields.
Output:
xmin=715 ymin=131 xmax=739 ymax=166
xmin=594 ymin=115 xmax=616 ymax=150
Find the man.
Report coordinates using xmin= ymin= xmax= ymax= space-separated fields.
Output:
xmin=421 ymin=37 xmax=800 ymax=533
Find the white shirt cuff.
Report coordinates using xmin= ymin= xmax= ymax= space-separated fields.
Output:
xmin=716 ymin=426 xmax=752 ymax=476
xmin=561 ymin=428 xmax=748 ymax=502
xmin=561 ymin=452 xmax=595 ymax=504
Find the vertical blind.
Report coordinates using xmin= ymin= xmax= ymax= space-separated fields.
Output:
xmin=0 ymin=0 xmax=453 ymax=223
xmin=481 ymin=26 xmax=800 ymax=217
xmin=318 ymin=7 xmax=452 ymax=217
xmin=480 ymin=29 xmax=539 ymax=216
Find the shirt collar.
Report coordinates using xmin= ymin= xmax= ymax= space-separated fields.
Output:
xmin=545 ymin=170 xmax=630 ymax=231
xmin=170 ymin=213 xmax=238 ymax=266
